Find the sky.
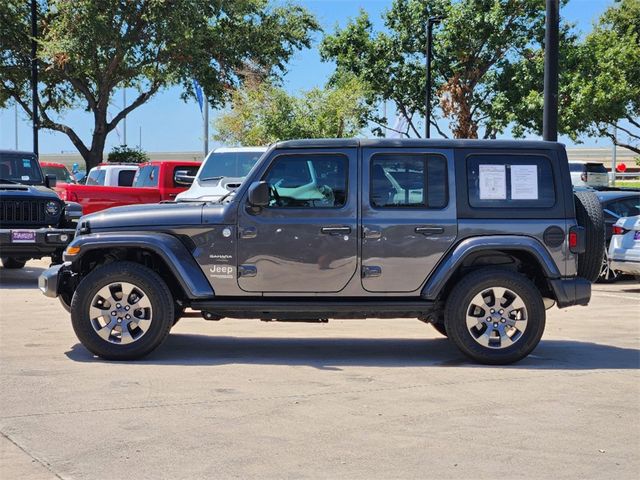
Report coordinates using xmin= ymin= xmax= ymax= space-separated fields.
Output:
xmin=0 ymin=0 xmax=618 ymax=156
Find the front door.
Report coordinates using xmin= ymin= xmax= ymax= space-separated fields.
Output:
xmin=361 ymin=148 xmax=457 ymax=293
xmin=237 ymin=149 xmax=358 ymax=293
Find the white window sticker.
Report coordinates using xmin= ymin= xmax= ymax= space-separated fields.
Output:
xmin=511 ymin=165 xmax=538 ymax=200
xmin=479 ymin=164 xmax=506 ymax=200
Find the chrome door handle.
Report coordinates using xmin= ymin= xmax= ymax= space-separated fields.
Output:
xmin=321 ymin=226 xmax=351 ymax=235
xmin=415 ymin=226 xmax=444 ymax=235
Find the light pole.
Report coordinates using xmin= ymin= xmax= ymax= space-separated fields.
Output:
xmin=425 ymin=15 xmax=443 ymax=139
xmin=31 ymin=0 xmax=38 ymax=155
xmin=542 ymin=0 xmax=559 ymax=141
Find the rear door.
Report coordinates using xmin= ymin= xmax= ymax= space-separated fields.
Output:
xmin=361 ymin=148 xmax=457 ymax=293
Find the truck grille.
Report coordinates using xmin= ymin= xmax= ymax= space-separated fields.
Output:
xmin=0 ymin=200 xmax=47 ymax=225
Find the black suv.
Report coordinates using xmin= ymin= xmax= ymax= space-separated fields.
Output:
xmin=1 ymin=150 xmax=81 ymax=267
xmin=39 ymin=139 xmax=604 ymax=364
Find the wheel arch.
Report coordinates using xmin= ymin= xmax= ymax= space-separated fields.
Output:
xmin=66 ymin=232 xmax=214 ymax=301
xmin=422 ymin=236 xmax=560 ymax=303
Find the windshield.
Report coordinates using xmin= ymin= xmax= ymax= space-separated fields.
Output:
xmin=41 ymin=165 xmax=75 ymax=183
xmin=0 ymin=153 xmax=44 ymax=184
xmin=86 ymin=168 xmax=106 ymax=185
xmin=199 ymin=151 xmax=263 ymax=180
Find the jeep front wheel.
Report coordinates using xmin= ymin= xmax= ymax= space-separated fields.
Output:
xmin=444 ymin=269 xmax=545 ymax=365
xmin=70 ymin=261 xmax=174 ymax=360
xmin=1 ymin=257 xmax=27 ymax=269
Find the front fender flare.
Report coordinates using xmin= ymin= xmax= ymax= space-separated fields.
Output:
xmin=64 ymin=232 xmax=214 ymax=299
xmin=421 ymin=235 xmax=561 ymax=301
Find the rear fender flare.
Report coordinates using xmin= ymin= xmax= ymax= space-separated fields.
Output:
xmin=421 ymin=235 xmax=561 ymax=300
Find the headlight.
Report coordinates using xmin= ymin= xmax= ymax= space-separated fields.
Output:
xmin=45 ymin=201 xmax=60 ymax=216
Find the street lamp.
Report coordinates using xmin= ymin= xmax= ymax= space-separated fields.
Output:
xmin=425 ymin=15 xmax=444 ymax=139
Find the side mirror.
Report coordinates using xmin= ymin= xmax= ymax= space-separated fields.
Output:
xmin=247 ymin=181 xmax=270 ymax=207
xmin=174 ymin=170 xmax=195 ymax=186
xmin=45 ymin=174 xmax=57 ymax=188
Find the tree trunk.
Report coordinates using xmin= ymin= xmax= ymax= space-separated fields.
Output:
xmin=84 ymin=109 xmax=109 ymax=171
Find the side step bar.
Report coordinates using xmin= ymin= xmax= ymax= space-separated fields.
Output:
xmin=189 ymin=298 xmax=436 ymax=320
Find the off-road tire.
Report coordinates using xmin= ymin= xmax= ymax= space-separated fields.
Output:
xmin=444 ymin=268 xmax=546 ymax=365
xmin=70 ymin=261 xmax=174 ymax=360
xmin=574 ymin=191 xmax=605 ymax=282
xmin=1 ymin=257 xmax=26 ymax=269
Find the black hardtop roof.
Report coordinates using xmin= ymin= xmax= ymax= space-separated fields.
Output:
xmin=275 ymin=138 xmax=564 ymax=150
xmin=0 ymin=149 xmax=37 ymax=157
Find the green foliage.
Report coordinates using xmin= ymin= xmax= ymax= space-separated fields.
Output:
xmin=504 ymin=0 xmax=640 ymax=154
xmin=107 ymin=145 xmax=149 ymax=164
xmin=213 ymin=77 xmax=372 ymax=145
xmin=0 ymin=0 xmax=319 ymax=168
xmin=320 ymin=0 xmax=556 ymax=139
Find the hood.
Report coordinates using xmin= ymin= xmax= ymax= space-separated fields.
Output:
xmin=83 ymin=202 xmax=213 ymax=231
xmin=175 ymin=177 xmax=244 ymax=202
xmin=0 ymin=183 xmax=58 ymax=199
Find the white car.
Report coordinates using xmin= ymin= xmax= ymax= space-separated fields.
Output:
xmin=175 ymin=146 xmax=267 ymax=202
xmin=608 ymin=215 xmax=640 ymax=277
xmin=569 ymin=162 xmax=609 ymax=188
xmin=85 ymin=164 xmax=138 ymax=186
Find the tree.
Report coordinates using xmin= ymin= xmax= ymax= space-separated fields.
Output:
xmin=213 ymin=76 xmax=371 ymax=145
xmin=507 ymin=0 xmax=640 ymax=154
xmin=0 ymin=0 xmax=319 ymax=169
xmin=107 ymin=145 xmax=149 ymax=164
xmin=321 ymin=0 xmax=555 ymax=139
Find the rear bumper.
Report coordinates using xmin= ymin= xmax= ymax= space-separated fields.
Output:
xmin=549 ymin=277 xmax=591 ymax=308
xmin=0 ymin=227 xmax=75 ymax=259
xmin=609 ymin=259 xmax=640 ymax=276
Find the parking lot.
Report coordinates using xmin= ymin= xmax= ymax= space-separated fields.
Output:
xmin=0 ymin=259 xmax=638 ymax=479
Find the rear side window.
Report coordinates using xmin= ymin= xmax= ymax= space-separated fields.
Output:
xmin=118 ymin=169 xmax=136 ymax=186
xmin=370 ymin=154 xmax=447 ymax=208
xmin=133 ymin=166 xmax=159 ymax=187
xmin=607 ymin=197 xmax=640 ymax=218
xmin=467 ymin=154 xmax=555 ymax=208
xmin=86 ymin=169 xmax=106 ymax=185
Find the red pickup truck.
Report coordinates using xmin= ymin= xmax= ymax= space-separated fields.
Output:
xmin=58 ymin=160 xmax=200 ymax=215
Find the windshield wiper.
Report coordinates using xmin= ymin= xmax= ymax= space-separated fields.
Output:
xmin=200 ymin=176 xmax=223 ymax=181
xmin=0 ymin=178 xmax=18 ymax=184
xmin=216 ymin=190 xmax=236 ymax=204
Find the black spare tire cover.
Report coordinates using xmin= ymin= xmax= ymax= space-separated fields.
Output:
xmin=574 ymin=191 xmax=605 ymax=282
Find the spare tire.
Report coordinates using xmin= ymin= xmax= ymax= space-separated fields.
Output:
xmin=574 ymin=191 xmax=605 ymax=282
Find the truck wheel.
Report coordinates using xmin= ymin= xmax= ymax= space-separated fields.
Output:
xmin=444 ymin=269 xmax=545 ymax=365
xmin=1 ymin=257 xmax=26 ymax=269
xmin=574 ymin=191 xmax=605 ymax=282
xmin=70 ymin=261 xmax=174 ymax=360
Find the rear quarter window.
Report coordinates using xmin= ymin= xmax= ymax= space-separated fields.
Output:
xmin=467 ymin=154 xmax=556 ymax=208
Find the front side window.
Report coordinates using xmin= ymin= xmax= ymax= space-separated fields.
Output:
xmin=263 ymin=154 xmax=347 ymax=208
xmin=370 ymin=154 xmax=447 ymax=208
xmin=118 ymin=169 xmax=136 ymax=186
xmin=467 ymin=154 xmax=556 ymax=208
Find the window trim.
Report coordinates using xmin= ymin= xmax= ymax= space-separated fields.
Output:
xmin=260 ymin=152 xmax=350 ymax=210
xmin=368 ymin=152 xmax=449 ymax=210
xmin=465 ymin=152 xmax=557 ymax=209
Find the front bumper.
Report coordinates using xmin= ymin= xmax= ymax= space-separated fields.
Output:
xmin=0 ymin=227 xmax=75 ymax=258
xmin=38 ymin=262 xmax=73 ymax=298
xmin=549 ymin=277 xmax=591 ymax=309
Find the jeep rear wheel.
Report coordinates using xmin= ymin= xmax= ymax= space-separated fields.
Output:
xmin=1 ymin=257 xmax=26 ymax=269
xmin=70 ymin=261 xmax=174 ymax=360
xmin=444 ymin=269 xmax=545 ymax=365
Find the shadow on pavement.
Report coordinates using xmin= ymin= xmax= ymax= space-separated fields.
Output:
xmin=65 ymin=334 xmax=640 ymax=370
xmin=0 ymin=265 xmax=46 ymax=289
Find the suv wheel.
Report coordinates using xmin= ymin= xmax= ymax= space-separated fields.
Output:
xmin=70 ymin=261 xmax=174 ymax=360
xmin=444 ymin=269 xmax=545 ymax=365
xmin=1 ymin=257 xmax=27 ymax=269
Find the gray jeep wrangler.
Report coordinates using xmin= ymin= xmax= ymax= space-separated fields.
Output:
xmin=39 ymin=139 xmax=604 ymax=364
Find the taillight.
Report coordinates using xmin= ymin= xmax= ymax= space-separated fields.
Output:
xmin=612 ymin=225 xmax=626 ymax=235
xmin=569 ymin=226 xmax=586 ymax=254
